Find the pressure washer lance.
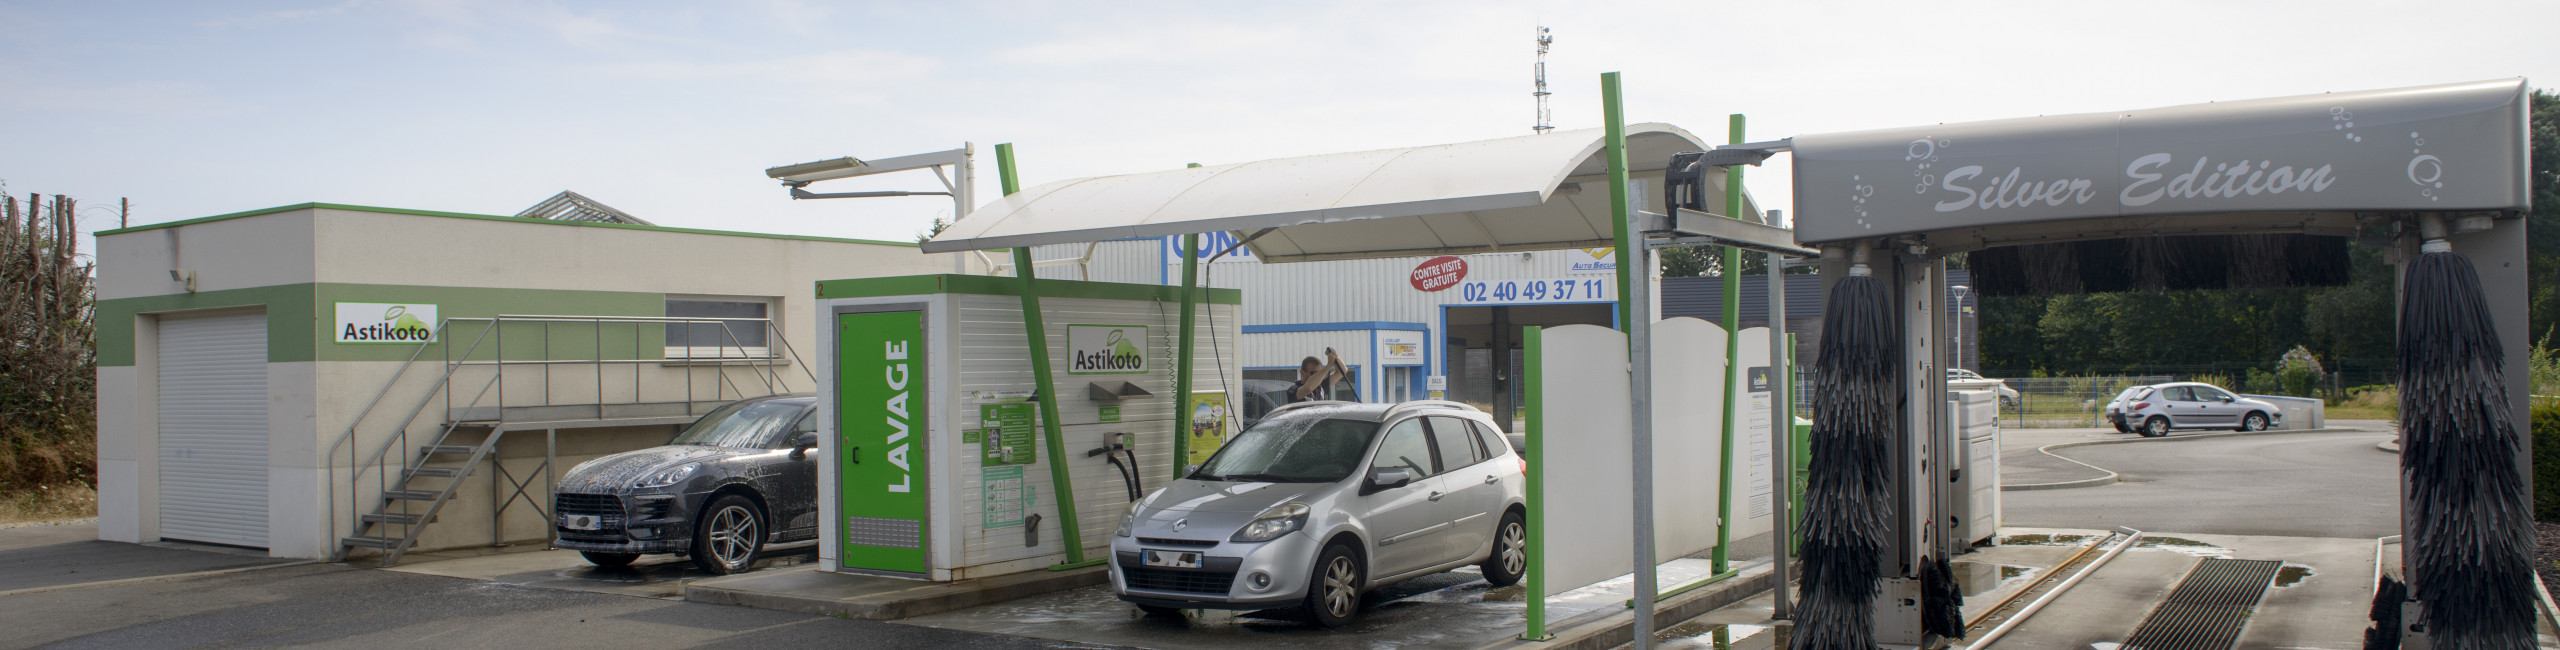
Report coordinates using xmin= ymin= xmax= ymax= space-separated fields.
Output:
xmin=1088 ymin=432 xmax=1142 ymax=502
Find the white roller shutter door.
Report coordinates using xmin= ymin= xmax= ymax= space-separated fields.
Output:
xmin=157 ymin=311 xmax=270 ymax=547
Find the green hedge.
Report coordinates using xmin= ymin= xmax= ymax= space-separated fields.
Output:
xmin=2536 ymin=400 xmax=2560 ymax=521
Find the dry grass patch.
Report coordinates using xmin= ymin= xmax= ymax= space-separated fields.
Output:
xmin=0 ymin=483 xmax=98 ymax=525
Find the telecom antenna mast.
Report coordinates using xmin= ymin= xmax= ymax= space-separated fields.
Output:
xmin=1533 ymin=26 xmax=1554 ymax=134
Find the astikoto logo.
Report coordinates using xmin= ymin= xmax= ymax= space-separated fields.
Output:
xmin=1066 ymin=325 xmax=1148 ymax=375
xmin=335 ymin=302 xmax=438 ymax=343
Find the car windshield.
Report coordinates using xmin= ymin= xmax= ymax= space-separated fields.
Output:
xmin=669 ymin=400 xmax=806 ymax=449
xmin=1192 ymin=416 xmax=1379 ymax=483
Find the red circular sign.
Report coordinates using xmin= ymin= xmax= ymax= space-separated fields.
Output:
xmin=1410 ymin=256 xmax=1467 ymax=292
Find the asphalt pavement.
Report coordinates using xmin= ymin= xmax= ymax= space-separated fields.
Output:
xmin=2001 ymin=425 xmax=2401 ymax=538
xmin=0 ymin=525 xmax=1103 ymax=650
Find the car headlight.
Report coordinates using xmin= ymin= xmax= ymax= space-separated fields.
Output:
xmin=1117 ymin=500 xmax=1144 ymax=537
xmin=1231 ymin=502 xmax=1309 ymax=543
xmin=634 ymin=463 xmax=698 ymax=489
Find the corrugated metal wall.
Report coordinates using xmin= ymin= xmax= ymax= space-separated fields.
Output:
xmin=1176 ymin=250 xmax=1617 ymax=327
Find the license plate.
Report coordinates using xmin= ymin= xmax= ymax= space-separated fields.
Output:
xmin=561 ymin=514 xmax=603 ymax=531
xmin=1142 ymin=549 xmax=1200 ymax=568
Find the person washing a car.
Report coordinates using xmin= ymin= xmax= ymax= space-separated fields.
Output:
xmin=1290 ymin=347 xmax=1350 ymax=403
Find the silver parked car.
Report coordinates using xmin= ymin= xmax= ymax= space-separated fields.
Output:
xmin=2107 ymin=382 xmax=2283 ymax=437
xmin=1946 ymin=368 xmax=2020 ymax=409
xmin=1111 ymin=400 xmax=1528 ymax=627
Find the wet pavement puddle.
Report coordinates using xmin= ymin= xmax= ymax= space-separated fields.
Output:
xmin=899 ymin=561 xmax=1752 ymax=649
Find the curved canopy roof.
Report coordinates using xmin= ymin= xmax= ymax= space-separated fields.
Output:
xmin=923 ymin=124 xmax=1757 ymax=263
xmin=1786 ymin=78 xmax=2532 ymax=247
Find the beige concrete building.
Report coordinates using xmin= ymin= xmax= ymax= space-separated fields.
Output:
xmin=93 ymin=203 xmax=971 ymax=561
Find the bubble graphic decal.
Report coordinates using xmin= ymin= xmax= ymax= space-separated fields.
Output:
xmin=2330 ymin=106 xmax=2361 ymax=142
xmin=2408 ymin=131 xmax=2443 ymax=201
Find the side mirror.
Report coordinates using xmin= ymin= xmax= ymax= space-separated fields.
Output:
xmin=790 ymin=432 xmax=819 ymax=460
xmin=1183 ymin=464 xmax=1203 ymax=478
xmin=2220 ymin=395 xmax=2235 ymax=402
xmin=1363 ymin=467 xmax=1414 ymax=495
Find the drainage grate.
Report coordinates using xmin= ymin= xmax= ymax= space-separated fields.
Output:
xmin=2123 ymin=558 xmax=2283 ymax=650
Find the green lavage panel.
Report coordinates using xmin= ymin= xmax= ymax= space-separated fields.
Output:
xmin=838 ymin=309 xmax=929 ymax=574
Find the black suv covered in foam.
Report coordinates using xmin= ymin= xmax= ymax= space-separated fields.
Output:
xmin=552 ymin=394 xmax=819 ymax=574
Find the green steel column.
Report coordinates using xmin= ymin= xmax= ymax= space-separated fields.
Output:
xmin=1604 ymin=73 xmax=1636 ymax=335
xmin=1171 ymin=232 xmax=1200 ymax=480
xmin=1712 ymin=114 xmax=1745 ymax=572
xmin=1520 ymin=326 xmax=1550 ymax=641
xmin=995 ymin=143 xmax=1095 ymax=568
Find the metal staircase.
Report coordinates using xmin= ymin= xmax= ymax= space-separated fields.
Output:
xmin=327 ymin=315 xmax=813 ymax=566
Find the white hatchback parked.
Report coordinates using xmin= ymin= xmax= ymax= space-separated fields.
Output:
xmin=1110 ymin=400 xmax=1528 ymax=627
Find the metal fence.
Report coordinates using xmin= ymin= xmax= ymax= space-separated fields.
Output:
xmin=1996 ymin=376 xmax=2175 ymax=428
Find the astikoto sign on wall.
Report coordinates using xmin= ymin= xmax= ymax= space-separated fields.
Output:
xmin=1065 ymin=324 xmax=1148 ymax=375
xmin=334 ymin=302 xmax=437 ymax=344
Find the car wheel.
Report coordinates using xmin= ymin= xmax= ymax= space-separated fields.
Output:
xmin=2238 ymin=412 xmax=2268 ymax=432
xmin=1480 ymin=510 xmax=1526 ymax=587
xmin=691 ymin=494 xmax=765 ymax=575
xmin=1303 ymin=543 xmax=1364 ymax=628
xmin=580 ymin=551 xmax=639 ymax=567
xmin=1135 ymin=604 xmax=1184 ymax=618
xmin=2141 ymin=416 xmax=2170 ymax=438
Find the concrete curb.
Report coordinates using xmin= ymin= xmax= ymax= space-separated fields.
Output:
xmin=2376 ymin=439 xmax=2401 ymax=454
xmin=2001 ymin=427 xmax=2368 ymax=492
xmin=684 ymin=564 xmax=1109 ymax=620
xmin=1483 ymin=561 xmax=1777 ymax=650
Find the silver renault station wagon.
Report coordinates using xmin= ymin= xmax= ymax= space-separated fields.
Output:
xmin=1110 ymin=400 xmax=1528 ymax=627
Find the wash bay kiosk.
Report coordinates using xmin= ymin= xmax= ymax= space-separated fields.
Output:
xmin=895 ymin=73 xmax=1811 ymax=645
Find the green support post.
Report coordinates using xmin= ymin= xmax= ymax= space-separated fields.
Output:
xmin=1171 ymin=232 xmax=1201 ymax=480
xmin=995 ymin=143 xmax=1098 ymax=570
xmin=1713 ymin=114 xmax=1745 ymax=573
xmin=1606 ymin=73 xmax=1637 ymax=336
xmin=1520 ymin=326 xmax=1550 ymax=641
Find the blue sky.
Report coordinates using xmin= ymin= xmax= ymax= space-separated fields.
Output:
xmin=5 ymin=0 xmax=2556 ymax=253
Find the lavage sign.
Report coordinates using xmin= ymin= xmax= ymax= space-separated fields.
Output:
xmin=1066 ymin=324 xmax=1148 ymax=375
xmin=335 ymin=302 xmax=437 ymax=344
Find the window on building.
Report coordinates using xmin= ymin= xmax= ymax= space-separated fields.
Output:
xmin=666 ymin=298 xmax=773 ymax=359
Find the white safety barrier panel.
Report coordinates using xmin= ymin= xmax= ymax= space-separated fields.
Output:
xmin=1651 ymin=318 xmax=1727 ymax=561
xmin=1522 ymin=320 xmax=1734 ymax=635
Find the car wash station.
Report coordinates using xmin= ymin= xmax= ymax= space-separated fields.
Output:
xmin=87 ymin=77 xmax=2540 ymax=647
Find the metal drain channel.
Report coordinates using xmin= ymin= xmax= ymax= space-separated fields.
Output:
xmin=2122 ymin=558 xmax=2283 ymax=650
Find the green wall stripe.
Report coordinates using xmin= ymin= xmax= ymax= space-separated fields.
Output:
xmin=311 ymin=283 xmax=665 ymax=362
xmin=98 ymin=282 xmax=669 ymax=366
xmin=816 ymin=274 xmax=1243 ymax=305
xmin=96 ymin=284 xmax=318 ymax=366
xmin=95 ymin=202 xmax=919 ymax=248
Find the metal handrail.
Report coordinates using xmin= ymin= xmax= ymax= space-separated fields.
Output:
xmin=325 ymin=317 xmax=496 ymax=561
xmin=327 ymin=314 xmax=814 ymax=561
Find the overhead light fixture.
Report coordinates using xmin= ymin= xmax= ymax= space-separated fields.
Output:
xmin=765 ymin=156 xmax=872 ymax=186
